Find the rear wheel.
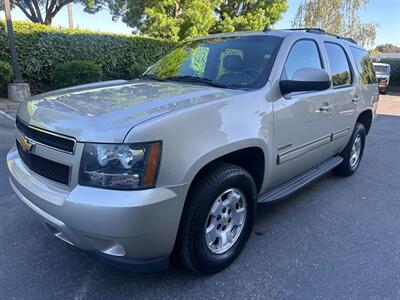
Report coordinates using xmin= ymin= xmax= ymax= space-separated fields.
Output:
xmin=178 ymin=162 xmax=257 ymax=274
xmin=335 ymin=122 xmax=366 ymax=176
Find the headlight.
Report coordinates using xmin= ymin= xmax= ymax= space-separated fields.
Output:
xmin=79 ymin=142 xmax=161 ymax=190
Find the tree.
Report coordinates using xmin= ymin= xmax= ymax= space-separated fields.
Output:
xmin=375 ymin=44 xmax=400 ymax=53
xmin=211 ymin=0 xmax=288 ymax=33
xmin=0 ymin=0 xmax=115 ymax=25
xmin=291 ymin=0 xmax=377 ymax=47
xmin=114 ymin=0 xmax=288 ymax=41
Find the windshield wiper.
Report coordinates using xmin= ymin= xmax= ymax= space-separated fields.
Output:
xmin=165 ymin=76 xmax=229 ymax=89
xmin=139 ymin=74 xmax=167 ymax=82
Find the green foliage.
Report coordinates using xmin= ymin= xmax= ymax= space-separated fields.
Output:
xmin=0 ymin=60 xmax=12 ymax=97
xmin=0 ymin=21 xmax=177 ymax=93
xmin=368 ymin=48 xmax=381 ymax=55
xmin=291 ymin=0 xmax=377 ymax=48
xmin=116 ymin=0 xmax=288 ymax=41
xmin=53 ymin=60 xmax=103 ymax=88
xmin=375 ymin=44 xmax=400 ymax=53
xmin=380 ymin=59 xmax=400 ymax=86
xmin=360 ymin=56 xmax=376 ymax=84
xmin=147 ymin=46 xmax=192 ymax=78
xmin=212 ymin=0 xmax=288 ymax=33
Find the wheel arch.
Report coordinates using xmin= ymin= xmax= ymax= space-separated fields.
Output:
xmin=183 ymin=140 xmax=269 ymax=195
xmin=356 ymin=109 xmax=373 ymax=135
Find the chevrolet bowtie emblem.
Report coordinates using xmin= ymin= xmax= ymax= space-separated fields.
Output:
xmin=18 ymin=135 xmax=35 ymax=153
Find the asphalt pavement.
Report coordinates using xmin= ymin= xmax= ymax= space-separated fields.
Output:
xmin=0 ymin=110 xmax=399 ymax=299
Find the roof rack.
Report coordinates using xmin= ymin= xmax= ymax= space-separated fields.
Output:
xmin=266 ymin=27 xmax=358 ymax=45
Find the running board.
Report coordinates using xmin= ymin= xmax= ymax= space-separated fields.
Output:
xmin=258 ymin=156 xmax=343 ymax=203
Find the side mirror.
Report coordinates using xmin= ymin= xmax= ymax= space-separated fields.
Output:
xmin=280 ymin=68 xmax=331 ymax=95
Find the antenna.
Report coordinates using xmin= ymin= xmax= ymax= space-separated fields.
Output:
xmin=263 ymin=24 xmax=271 ymax=32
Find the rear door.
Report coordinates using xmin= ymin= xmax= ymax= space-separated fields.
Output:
xmin=320 ymin=42 xmax=357 ymax=153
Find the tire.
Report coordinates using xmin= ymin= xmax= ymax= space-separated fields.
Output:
xmin=177 ymin=162 xmax=257 ymax=274
xmin=334 ymin=122 xmax=366 ymax=177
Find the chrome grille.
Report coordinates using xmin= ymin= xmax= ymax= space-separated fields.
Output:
xmin=16 ymin=118 xmax=76 ymax=153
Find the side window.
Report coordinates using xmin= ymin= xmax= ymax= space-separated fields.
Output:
xmin=282 ymin=40 xmax=322 ymax=80
xmin=349 ymin=47 xmax=377 ymax=84
xmin=324 ymin=43 xmax=352 ymax=87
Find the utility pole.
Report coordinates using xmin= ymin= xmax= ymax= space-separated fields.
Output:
xmin=3 ymin=0 xmax=30 ymax=102
xmin=68 ymin=3 xmax=74 ymax=29
xmin=4 ymin=0 xmax=23 ymax=83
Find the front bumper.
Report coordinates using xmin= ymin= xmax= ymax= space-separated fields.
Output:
xmin=7 ymin=147 xmax=189 ymax=271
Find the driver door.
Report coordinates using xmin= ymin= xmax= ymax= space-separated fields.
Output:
xmin=270 ymin=39 xmax=335 ymax=187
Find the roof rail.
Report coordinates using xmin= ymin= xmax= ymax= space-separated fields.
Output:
xmin=279 ymin=27 xmax=358 ymax=44
xmin=284 ymin=27 xmax=326 ymax=34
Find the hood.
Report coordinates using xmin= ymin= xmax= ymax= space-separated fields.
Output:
xmin=18 ymin=80 xmax=240 ymax=143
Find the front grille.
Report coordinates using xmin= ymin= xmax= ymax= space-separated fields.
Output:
xmin=17 ymin=142 xmax=70 ymax=185
xmin=16 ymin=118 xmax=76 ymax=153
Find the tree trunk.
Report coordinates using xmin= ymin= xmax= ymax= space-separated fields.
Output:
xmin=173 ymin=1 xmax=180 ymax=17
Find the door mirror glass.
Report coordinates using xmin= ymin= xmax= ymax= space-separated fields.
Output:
xmin=280 ymin=68 xmax=331 ymax=95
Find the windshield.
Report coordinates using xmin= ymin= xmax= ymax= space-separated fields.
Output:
xmin=374 ymin=65 xmax=390 ymax=74
xmin=144 ymin=35 xmax=282 ymax=90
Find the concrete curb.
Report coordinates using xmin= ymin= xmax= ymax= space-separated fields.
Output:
xmin=0 ymin=98 xmax=19 ymax=122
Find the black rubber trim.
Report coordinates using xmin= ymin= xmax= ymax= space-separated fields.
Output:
xmin=280 ymin=79 xmax=331 ymax=94
xmin=17 ymin=141 xmax=70 ymax=185
xmin=93 ymin=252 xmax=169 ymax=272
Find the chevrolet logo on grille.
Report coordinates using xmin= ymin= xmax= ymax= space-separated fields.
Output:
xmin=17 ymin=135 xmax=35 ymax=153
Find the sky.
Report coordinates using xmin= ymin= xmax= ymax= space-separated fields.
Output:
xmin=8 ymin=0 xmax=400 ymax=49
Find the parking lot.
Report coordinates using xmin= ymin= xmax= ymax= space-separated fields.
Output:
xmin=0 ymin=93 xmax=399 ymax=299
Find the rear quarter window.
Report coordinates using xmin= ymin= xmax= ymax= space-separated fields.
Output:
xmin=349 ymin=47 xmax=377 ymax=84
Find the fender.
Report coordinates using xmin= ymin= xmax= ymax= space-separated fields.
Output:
xmin=182 ymin=138 xmax=271 ymax=188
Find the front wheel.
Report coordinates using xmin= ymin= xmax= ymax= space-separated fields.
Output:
xmin=177 ymin=162 xmax=257 ymax=274
xmin=334 ymin=122 xmax=366 ymax=176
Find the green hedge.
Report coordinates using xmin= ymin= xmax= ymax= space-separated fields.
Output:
xmin=379 ymin=58 xmax=400 ymax=86
xmin=53 ymin=60 xmax=103 ymax=88
xmin=0 ymin=60 xmax=12 ymax=97
xmin=0 ymin=21 xmax=177 ymax=94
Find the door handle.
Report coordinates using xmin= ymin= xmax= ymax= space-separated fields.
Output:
xmin=352 ymin=95 xmax=360 ymax=104
xmin=319 ymin=102 xmax=333 ymax=112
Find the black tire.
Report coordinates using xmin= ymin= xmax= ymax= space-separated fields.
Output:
xmin=334 ymin=122 xmax=366 ymax=177
xmin=177 ymin=162 xmax=257 ymax=274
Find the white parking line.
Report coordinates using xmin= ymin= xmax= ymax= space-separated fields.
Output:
xmin=0 ymin=110 xmax=15 ymax=122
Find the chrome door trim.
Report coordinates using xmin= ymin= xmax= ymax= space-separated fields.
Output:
xmin=332 ymin=128 xmax=350 ymax=141
xmin=278 ymin=134 xmax=332 ymax=164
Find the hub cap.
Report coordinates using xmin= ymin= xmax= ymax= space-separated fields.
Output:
xmin=350 ymin=133 xmax=362 ymax=168
xmin=204 ymin=188 xmax=247 ymax=254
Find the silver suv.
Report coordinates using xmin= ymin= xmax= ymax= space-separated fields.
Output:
xmin=7 ymin=28 xmax=379 ymax=274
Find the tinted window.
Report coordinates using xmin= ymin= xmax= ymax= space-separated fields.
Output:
xmin=145 ymin=36 xmax=282 ymax=90
xmin=282 ymin=40 xmax=322 ymax=80
xmin=325 ymin=43 xmax=352 ymax=87
xmin=350 ymin=47 xmax=377 ymax=84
